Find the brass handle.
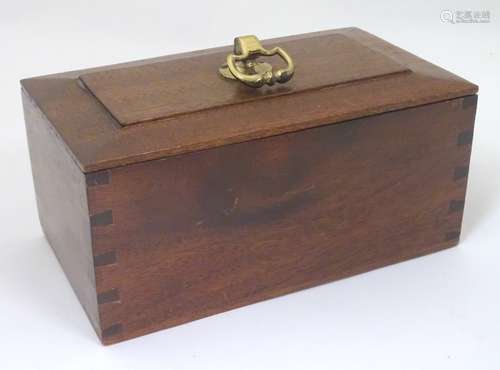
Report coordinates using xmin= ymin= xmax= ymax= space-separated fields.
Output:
xmin=219 ymin=35 xmax=295 ymax=88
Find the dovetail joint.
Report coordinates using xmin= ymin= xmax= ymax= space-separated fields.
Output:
xmin=445 ymin=231 xmax=460 ymax=242
xmin=94 ymin=251 xmax=117 ymax=267
xmin=86 ymin=170 xmax=110 ymax=187
xmin=457 ymin=130 xmax=474 ymax=146
xmin=90 ymin=210 xmax=113 ymax=227
xmin=453 ymin=166 xmax=469 ymax=181
xmin=101 ymin=323 xmax=123 ymax=338
xmin=462 ymin=96 xmax=477 ymax=110
xmin=97 ymin=288 xmax=120 ymax=305
xmin=448 ymin=200 xmax=465 ymax=213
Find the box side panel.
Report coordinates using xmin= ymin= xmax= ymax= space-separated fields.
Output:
xmin=22 ymin=90 xmax=100 ymax=336
xmin=88 ymin=95 xmax=476 ymax=344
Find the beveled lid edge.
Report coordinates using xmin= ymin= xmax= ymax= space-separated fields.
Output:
xmin=20 ymin=28 xmax=478 ymax=173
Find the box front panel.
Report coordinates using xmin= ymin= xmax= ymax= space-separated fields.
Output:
xmin=87 ymin=96 xmax=476 ymax=344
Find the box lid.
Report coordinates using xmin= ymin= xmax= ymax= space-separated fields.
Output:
xmin=21 ymin=27 xmax=477 ymax=172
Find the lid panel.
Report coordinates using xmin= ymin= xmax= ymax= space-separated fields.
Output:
xmin=21 ymin=28 xmax=478 ymax=172
xmin=79 ymin=34 xmax=409 ymax=127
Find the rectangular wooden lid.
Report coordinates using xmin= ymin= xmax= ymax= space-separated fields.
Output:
xmin=79 ymin=34 xmax=409 ymax=127
xmin=21 ymin=27 xmax=477 ymax=172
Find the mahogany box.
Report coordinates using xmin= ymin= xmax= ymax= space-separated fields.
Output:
xmin=21 ymin=28 xmax=478 ymax=344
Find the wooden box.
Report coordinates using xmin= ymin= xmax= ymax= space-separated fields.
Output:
xmin=21 ymin=28 xmax=478 ymax=344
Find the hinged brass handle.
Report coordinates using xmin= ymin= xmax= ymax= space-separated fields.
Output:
xmin=219 ymin=35 xmax=295 ymax=88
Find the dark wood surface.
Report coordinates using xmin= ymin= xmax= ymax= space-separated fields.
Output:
xmin=22 ymin=91 xmax=101 ymax=335
xmin=21 ymin=27 xmax=478 ymax=345
xmin=80 ymin=33 xmax=409 ymax=126
xmin=86 ymin=96 xmax=476 ymax=344
xmin=21 ymin=28 xmax=477 ymax=172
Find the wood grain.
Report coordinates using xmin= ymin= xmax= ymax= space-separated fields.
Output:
xmin=86 ymin=95 xmax=476 ymax=344
xmin=22 ymin=90 xmax=100 ymax=335
xmin=20 ymin=28 xmax=477 ymax=172
xmin=80 ymin=33 xmax=409 ymax=126
xmin=21 ymin=27 xmax=478 ymax=345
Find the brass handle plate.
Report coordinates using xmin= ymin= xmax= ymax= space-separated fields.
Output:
xmin=219 ymin=35 xmax=295 ymax=88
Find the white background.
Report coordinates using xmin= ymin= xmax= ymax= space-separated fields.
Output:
xmin=1 ymin=1 xmax=499 ymax=369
